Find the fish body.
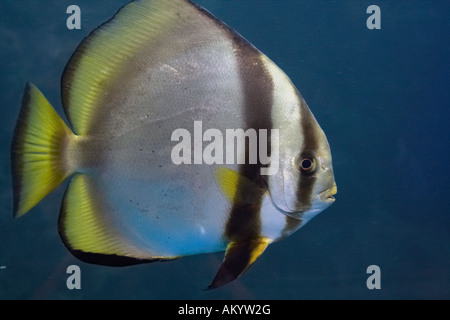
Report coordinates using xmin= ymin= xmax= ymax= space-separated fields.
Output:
xmin=11 ymin=0 xmax=336 ymax=288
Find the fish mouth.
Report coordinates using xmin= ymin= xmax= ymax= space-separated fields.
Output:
xmin=319 ymin=184 xmax=337 ymax=203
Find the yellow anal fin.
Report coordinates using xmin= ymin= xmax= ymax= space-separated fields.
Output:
xmin=207 ymin=237 xmax=271 ymax=289
xmin=11 ymin=83 xmax=75 ymax=217
xmin=59 ymin=174 xmax=171 ymax=266
xmin=214 ymin=167 xmax=266 ymax=206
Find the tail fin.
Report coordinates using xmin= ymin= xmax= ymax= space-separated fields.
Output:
xmin=11 ymin=83 xmax=76 ymax=218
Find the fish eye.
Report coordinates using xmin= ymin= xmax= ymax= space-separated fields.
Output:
xmin=299 ymin=157 xmax=316 ymax=173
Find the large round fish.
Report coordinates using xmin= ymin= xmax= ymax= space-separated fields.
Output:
xmin=11 ymin=0 xmax=336 ymax=289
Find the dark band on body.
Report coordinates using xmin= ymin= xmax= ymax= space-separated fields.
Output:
xmin=226 ymin=33 xmax=274 ymax=242
xmin=210 ymin=24 xmax=274 ymax=242
xmin=282 ymin=95 xmax=319 ymax=236
xmin=296 ymin=94 xmax=319 ymax=211
xmin=191 ymin=3 xmax=274 ymax=241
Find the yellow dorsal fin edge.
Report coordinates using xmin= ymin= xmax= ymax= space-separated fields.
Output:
xmin=62 ymin=0 xmax=191 ymax=135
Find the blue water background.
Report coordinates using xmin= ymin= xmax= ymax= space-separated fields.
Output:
xmin=1 ymin=0 xmax=449 ymax=299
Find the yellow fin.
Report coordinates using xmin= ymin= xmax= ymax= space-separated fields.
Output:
xmin=59 ymin=174 xmax=171 ymax=266
xmin=11 ymin=83 xmax=75 ymax=217
xmin=207 ymin=237 xmax=272 ymax=289
xmin=59 ymin=174 xmax=119 ymax=255
xmin=214 ymin=167 xmax=265 ymax=205
xmin=62 ymin=0 xmax=192 ymax=135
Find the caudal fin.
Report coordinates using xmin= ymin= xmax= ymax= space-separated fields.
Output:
xmin=11 ymin=83 xmax=76 ymax=218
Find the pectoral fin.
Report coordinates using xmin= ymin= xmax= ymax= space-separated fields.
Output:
xmin=214 ymin=167 xmax=266 ymax=206
xmin=207 ymin=237 xmax=271 ymax=289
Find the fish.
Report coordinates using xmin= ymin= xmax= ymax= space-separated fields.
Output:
xmin=11 ymin=0 xmax=336 ymax=289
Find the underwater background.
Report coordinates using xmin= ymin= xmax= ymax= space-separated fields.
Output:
xmin=0 ymin=0 xmax=449 ymax=299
